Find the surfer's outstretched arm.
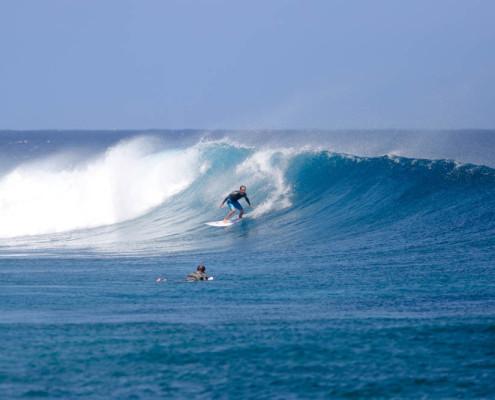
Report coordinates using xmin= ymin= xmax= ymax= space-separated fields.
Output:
xmin=243 ymin=194 xmax=254 ymax=208
xmin=219 ymin=195 xmax=229 ymax=208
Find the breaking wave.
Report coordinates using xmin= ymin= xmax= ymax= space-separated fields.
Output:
xmin=0 ymin=132 xmax=493 ymax=256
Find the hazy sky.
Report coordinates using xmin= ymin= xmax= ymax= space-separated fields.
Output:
xmin=1 ymin=0 xmax=494 ymax=130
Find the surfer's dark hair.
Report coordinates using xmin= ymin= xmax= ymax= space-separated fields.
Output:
xmin=240 ymin=185 xmax=246 ymax=190
xmin=197 ymin=265 xmax=205 ymax=272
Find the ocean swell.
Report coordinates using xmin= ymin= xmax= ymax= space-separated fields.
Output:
xmin=0 ymin=134 xmax=493 ymax=257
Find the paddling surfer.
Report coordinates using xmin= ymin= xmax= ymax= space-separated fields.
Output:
xmin=186 ymin=265 xmax=210 ymax=281
xmin=157 ymin=265 xmax=214 ymax=282
xmin=219 ymin=185 xmax=254 ymax=223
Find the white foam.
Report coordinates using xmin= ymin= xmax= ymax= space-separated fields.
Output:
xmin=0 ymin=137 xmax=207 ymax=238
xmin=235 ymin=148 xmax=295 ymax=217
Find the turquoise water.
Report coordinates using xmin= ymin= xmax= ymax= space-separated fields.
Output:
xmin=0 ymin=130 xmax=494 ymax=398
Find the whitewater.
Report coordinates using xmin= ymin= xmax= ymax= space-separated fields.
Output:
xmin=1 ymin=130 xmax=494 ymax=399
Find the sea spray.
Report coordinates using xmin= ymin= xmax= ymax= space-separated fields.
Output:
xmin=0 ymin=136 xmax=207 ymax=238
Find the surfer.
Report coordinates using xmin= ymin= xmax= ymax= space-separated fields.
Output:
xmin=219 ymin=185 xmax=254 ymax=223
xmin=186 ymin=265 xmax=211 ymax=281
xmin=156 ymin=265 xmax=213 ymax=282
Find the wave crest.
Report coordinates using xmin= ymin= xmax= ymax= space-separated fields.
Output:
xmin=0 ymin=137 xmax=207 ymax=238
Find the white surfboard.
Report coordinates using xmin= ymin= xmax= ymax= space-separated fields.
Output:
xmin=205 ymin=217 xmax=242 ymax=227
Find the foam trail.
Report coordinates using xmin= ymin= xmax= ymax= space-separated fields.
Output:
xmin=0 ymin=137 xmax=207 ymax=238
xmin=235 ymin=149 xmax=294 ymax=217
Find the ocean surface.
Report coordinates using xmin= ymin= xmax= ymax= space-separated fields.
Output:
xmin=0 ymin=130 xmax=494 ymax=399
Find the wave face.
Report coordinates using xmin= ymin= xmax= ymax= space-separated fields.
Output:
xmin=0 ymin=130 xmax=494 ymax=258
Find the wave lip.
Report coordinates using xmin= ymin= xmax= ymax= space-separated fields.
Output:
xmin=0 ymin=137 xmax=208 ymax=238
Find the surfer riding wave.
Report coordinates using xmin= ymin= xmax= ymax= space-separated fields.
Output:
xmin=219 ymin=185 xmax=254 ymax=223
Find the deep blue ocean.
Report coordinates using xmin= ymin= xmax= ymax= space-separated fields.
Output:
xmin=1 ymin=130 xmax=494 ymax=399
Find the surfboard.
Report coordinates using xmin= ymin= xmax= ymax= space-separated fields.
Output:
xmin=205 ymin=217 xmax=242 ymax=227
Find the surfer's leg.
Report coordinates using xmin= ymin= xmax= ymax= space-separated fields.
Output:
xmin=234 ymin=201 xmax=244 ymax=218
xmin=223 ymin=209 xmax=236 ymax=222
xmin=223 ymin=199 xmax=237 ymax=222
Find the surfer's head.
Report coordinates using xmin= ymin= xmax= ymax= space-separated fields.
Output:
xmin=197 ymin=265 xmax=206 ymax=272
xmin=239 ymin=185 xmax=246 ymax=194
